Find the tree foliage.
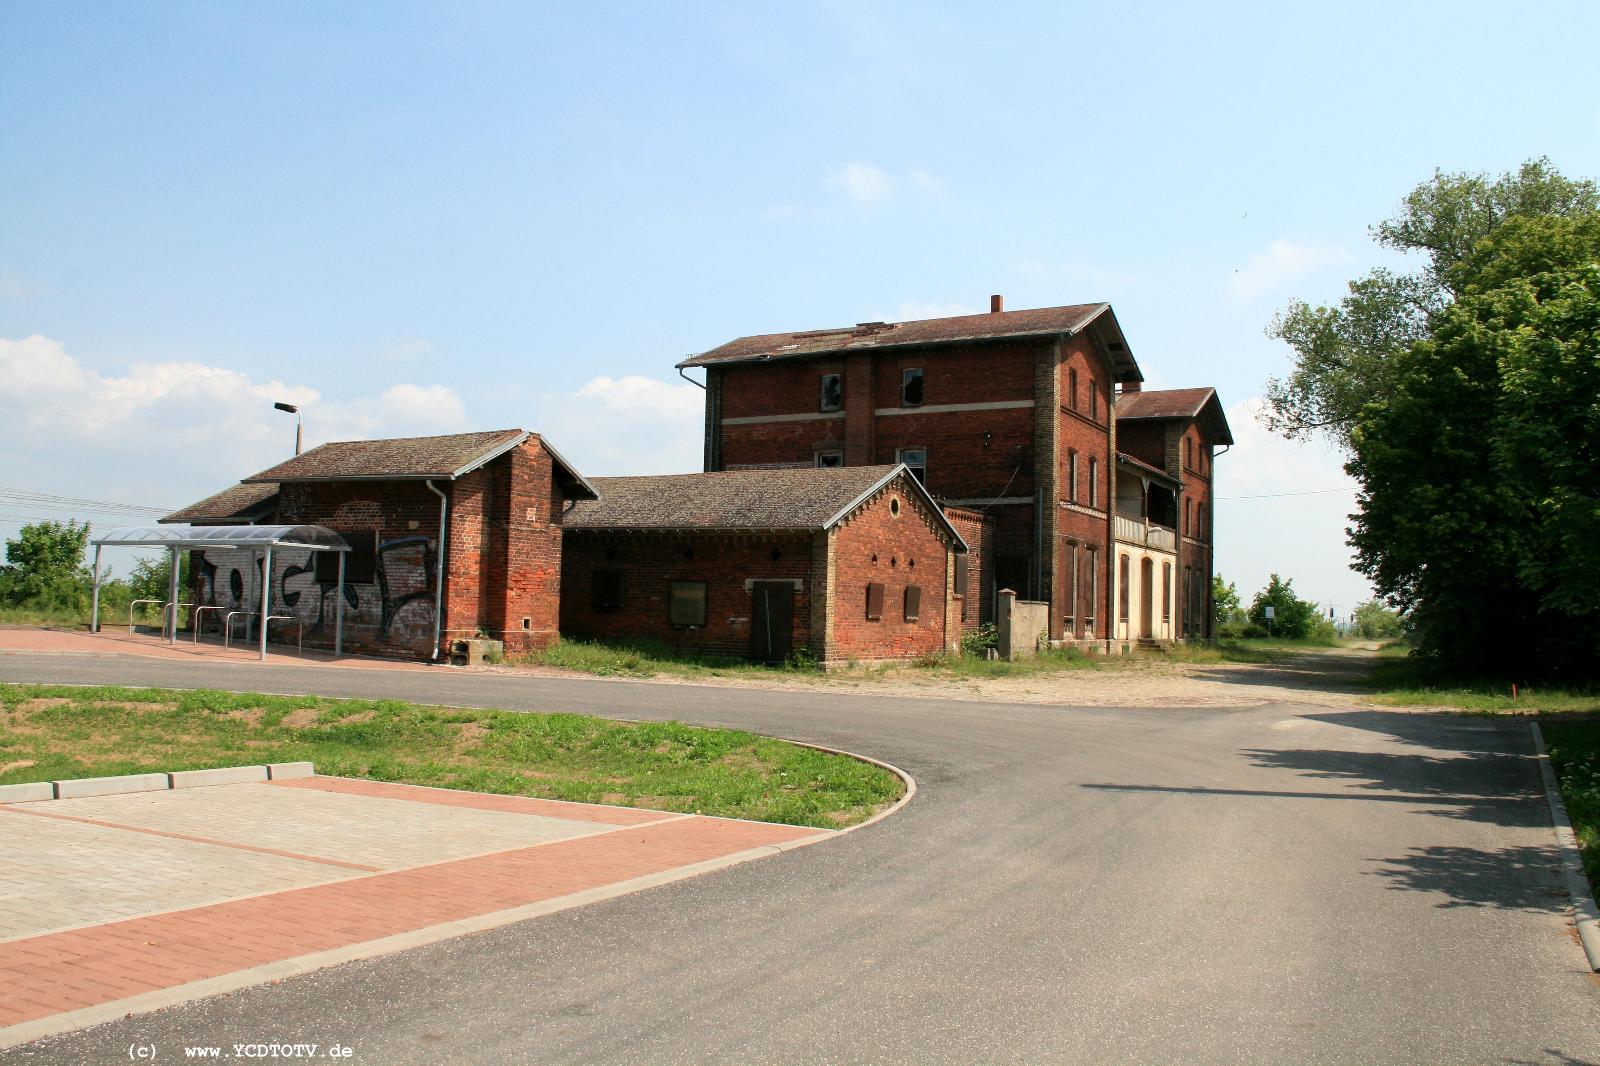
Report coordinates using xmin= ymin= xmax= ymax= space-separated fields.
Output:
xmin=0 ymin=520 xmax=91 ymax=608
xmin=1247 ymin=574 xmax=1320 ymax=640
xmin=1212 ymin=574 xmax=1242 ymax=628
xmin=1346 ymin=212 xmax=1600 ymax=678
xmin=1264 ymin=159 xmax=1598 ymax=450
xmin=1351 ymin=600 xmax=1403 ymax=640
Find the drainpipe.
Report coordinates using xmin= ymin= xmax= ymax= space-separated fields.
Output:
xmin=677 ymin=365 xmax=705 ymax=390
xmin=425 ymin=479 xmax=448 ymax=662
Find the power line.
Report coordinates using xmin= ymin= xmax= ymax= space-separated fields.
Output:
xmin=0 ymin=485 xmax=172 ymax=515
xmin=1214 ymin=487 xmax=1352 ymax=501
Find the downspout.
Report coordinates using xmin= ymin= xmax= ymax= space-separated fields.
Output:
xmin=425 ymin=479 xmax=448 ymax=662
xmin=677 ymin=365 xmax=705 ymax=390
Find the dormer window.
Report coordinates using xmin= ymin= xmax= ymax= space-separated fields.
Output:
xmin=902 ymin=368 xmax=924 ymax=407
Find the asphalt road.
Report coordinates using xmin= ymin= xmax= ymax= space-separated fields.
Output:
xmin=2 ymin=652 xmax=1595 ymax=1065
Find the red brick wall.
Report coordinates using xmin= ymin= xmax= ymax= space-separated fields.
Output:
xmin=945 ymin=507 xmax=993 ymax=629
xmin=560 ymin=532 xmax=815 ymax=658
xmin=829 ymin=484 xmax=952 ymax=661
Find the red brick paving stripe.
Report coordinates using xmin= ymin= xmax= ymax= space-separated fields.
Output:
xmin=272 ymin=775 xmax=679 ymax=825
xmin=0 ymin=815 xmax=826 ymax=1027
xmin=0 ymin=804 xmax=382 ymax=873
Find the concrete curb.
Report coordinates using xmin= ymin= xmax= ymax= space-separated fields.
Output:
xmin=0 ymin=764 xmax=310 ymax=804
xmin=1529 ymin=721 xmax=1600 ymax=972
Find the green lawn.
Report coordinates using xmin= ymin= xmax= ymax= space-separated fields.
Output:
xmin=0 ymin=684 xmax=902 ymax=828
xmin=1539 ymin=720 xmax=1600 ymax=883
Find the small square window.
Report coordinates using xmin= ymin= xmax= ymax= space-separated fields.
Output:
xmin=816 ymin=450 xmax=844 ymax=468
xmin=591 ymin=570 xmax=623 ymax=611
xmin=820 ymin=373 xmax=842 ymax=413
xmin=668 ymin=581 xmax=707 ymax=628
xmin=901 ymin=368 xmax=924 ymax=407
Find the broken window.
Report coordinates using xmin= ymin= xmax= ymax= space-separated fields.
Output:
xmin=815 ymin=449 xmax=844 ymax=468
xmin=820 ymin=373 xmax=842 ymax=412
xmin=897 ymin=446 xmax=927 ymax=484
xmin=902 ymin=368 xmax=924 ymax=407
xmin=668 ymin=581 xmax=707 ymax=628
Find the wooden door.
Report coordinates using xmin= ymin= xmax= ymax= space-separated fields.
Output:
xmin=749 ymin=582 xmax=794 ymax=663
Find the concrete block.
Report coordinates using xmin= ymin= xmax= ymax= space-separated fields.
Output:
xmin=53 ymin=773 xmax=170 ymax=800
xmin=267 ymin=761 xmax=315 ymax=781
xmin=169 ymin=765 xmax=269 ymax=789
xmin=0 ymin=781 xmax=56 ymax=803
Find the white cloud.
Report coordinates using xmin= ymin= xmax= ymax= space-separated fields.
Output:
xmin=824 ymin=162 xmax=896 ymax=205
xmin=1211 ymin=396 xmax=1373 ymax=613
xmin=1228 ymin=239 xmax=1350 ymax=301
xmin=0 ymin=334 xmax=469 ymax=545
xmin=535 ymin=375 xmax=704 ymax=477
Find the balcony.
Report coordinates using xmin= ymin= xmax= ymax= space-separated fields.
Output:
xmin=1114 ymin=513 xmax=1176 ymax=552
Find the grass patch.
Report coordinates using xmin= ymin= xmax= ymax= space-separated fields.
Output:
xmin=0 ymin=684 xmax=902 ymax=828
xmin=1361 ymin=656 xmax=1600 ymax=714
xmin=517 ymin=638 xmax=821 ymax=680
xmin=1540 ymin=720 xmax=1600 ymax=883
xmin=910 ymin=646 xmax=1099 ymax=679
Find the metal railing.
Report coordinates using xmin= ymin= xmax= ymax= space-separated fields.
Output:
xmin=192 ymin=605 xmax=227 ymax=643
xmin=128 ymin=599 xmax=163 ymax=631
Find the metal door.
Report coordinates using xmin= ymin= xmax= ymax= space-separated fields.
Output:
xmin=749 ymin=581 xmax=794 ymax=663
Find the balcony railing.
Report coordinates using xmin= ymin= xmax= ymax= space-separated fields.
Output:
xmin=1114 ymin=514 xmax=1176 ymax=552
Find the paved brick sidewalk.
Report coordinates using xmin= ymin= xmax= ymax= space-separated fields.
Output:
xmin=0 ymin=777 xmax=828 ymax=1047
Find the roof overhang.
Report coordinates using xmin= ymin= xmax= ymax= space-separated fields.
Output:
xmin=824 ymin=464 xmax=970 ymax=553
xmin=93 ymin=524 xmax=350 ymax=552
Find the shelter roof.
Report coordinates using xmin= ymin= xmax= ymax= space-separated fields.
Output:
xmin=680 ymin=303 xmax=1141 ymax=382
xmin=93 ymin=524 xmax=350 ymax=551
xmin=565 ymin=464 xmax=966 ymax=548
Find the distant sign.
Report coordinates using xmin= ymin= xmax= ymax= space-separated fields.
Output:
xmin=1264 ymin=605 xmax=1276 ymax=619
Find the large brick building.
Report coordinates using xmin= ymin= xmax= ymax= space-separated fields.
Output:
xmin=166 ymin=429 xmax=597 ymax=660
xmin=560 ymin=465 xmax=967 ymax=664
xmin=680 ymin=297 xmax=1231 ymax=648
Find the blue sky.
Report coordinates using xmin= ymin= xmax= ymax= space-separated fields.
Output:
xmin=3 ymin=0 xmax=1598 ymax=612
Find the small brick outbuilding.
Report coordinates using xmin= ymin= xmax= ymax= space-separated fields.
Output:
xmin=560 ymin=464 xmax=968 ymax=664
xmin=167 ymin=428 xmax=596 ymax=660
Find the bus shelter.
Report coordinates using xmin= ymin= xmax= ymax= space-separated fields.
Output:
xmin=90 ymin=524 xmax=350 ymax=662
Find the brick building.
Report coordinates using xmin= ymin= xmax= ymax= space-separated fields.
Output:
xmin=680 ymin=297 xmax=1230 ymax=648
xmin=560 ymin=465 xmax=967 ymax=664
xmin=166 ymin=429 xmax=596 ymax=660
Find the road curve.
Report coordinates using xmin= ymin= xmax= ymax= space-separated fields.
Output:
xmin=1 ymin=652 xmax=1594 ymax=1065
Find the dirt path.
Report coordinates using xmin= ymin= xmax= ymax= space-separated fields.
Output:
xmin=489 ymin=645 xmax=1388 ymax=710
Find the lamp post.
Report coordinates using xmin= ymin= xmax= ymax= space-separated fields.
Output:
xmin=273 ymin=402 xmax=302 ymax=456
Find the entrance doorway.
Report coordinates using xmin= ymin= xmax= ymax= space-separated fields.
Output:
xmin=1139 ymin=558 xmax=1154 ymax=638
xmin=749 ymin=581 xmax=794 ymax=663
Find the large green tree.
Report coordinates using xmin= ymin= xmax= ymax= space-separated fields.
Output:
xmin=0 ymin=520 xmax=92 ymax=608
xmin=1346 ymin=212 xmax=1600 ymax=678
xmin=1247 ymin=574 xmax=1320 ymax=640
xmin=1264 ymin=159 xmax=1598 ymax=450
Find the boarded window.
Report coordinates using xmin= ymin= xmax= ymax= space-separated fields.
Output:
xmin=866 ymin=582 xmax=885 ymax=621
xmin=820 ymin=373 xmax=842 ymax=412
xmin=316 ymin=531 xmax=376 ymax=584
xmin=1085 ymin=547 xmax=1098 ymax=634
xmin=902 ymin=368 xmax=924 ymax=406
xmin=1089 ymin=458 xmax=1099 ymax=508
xmin=1068 ymin=451 xmax=1078 ymax=502
xmin=1162 ymin=562 xmax=1172 ymax=622
xmin=668 ymin=581 xmax=707 ymax=627
xmin=1069 ymin=368 xmax=1079 ymax=410
xmin=591 ymin=570 xmax=623 ymax=611
xmin=1090 ymin=382 xmax=1100 ymax=420
xmin=1065 ymin=540 xmax=1078 ymax=636
xmin=904 ymin=585 xmax=922 ymax=622
xmin=954 ymin=552 xmax=969 ymax=597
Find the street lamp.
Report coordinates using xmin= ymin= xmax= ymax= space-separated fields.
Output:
xmin=273 ymin=402 xmax=302 ymax=456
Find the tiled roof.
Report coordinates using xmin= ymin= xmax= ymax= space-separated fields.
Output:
xmin=162 ymin=482 xmax=280 ymax=524
xmin=680 ymin=303 xmax=1135 ymax=373
xmin=1116 ymin=387 xmax=1234 ymax=445
xmin=566 ymin=466 xmax=963 ymax=549
xmin=1116 ymin=452 xmax=1178 ymax=484
xmin=243 ymin=430 xmax=528 ymax=483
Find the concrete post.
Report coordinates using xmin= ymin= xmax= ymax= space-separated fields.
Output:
xmin=997 ymin=587 xmax=1016 ymax=660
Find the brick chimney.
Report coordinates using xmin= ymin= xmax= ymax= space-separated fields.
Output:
xmin=989 ymin=294 xmax=1004 ymax=313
